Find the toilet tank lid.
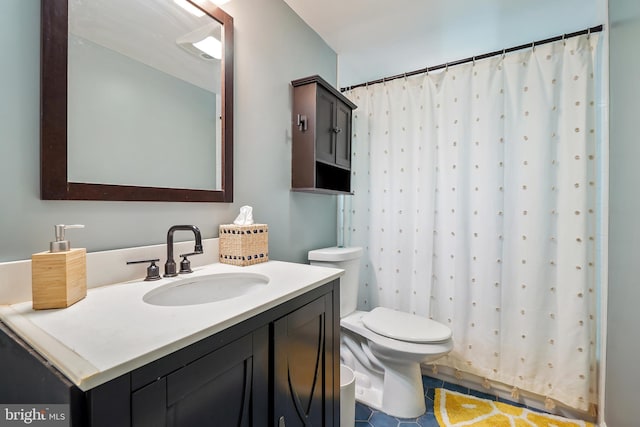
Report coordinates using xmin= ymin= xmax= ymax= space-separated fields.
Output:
xmin=308 ymin=246 xmax=363 ymax=262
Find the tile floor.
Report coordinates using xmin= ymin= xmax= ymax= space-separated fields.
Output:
xmin=354 ymin=375 xmax=539 ymax=427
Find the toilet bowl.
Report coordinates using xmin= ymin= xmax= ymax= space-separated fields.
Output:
xmin=308 ymin=247 xmax=453 ymax=419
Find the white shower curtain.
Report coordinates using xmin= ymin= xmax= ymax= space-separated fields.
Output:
xmin=345 ymin=34 xmax=600 ymax=412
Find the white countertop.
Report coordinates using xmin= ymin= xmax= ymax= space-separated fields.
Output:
xmin=0 ymin=261 xmax=342 ymax=391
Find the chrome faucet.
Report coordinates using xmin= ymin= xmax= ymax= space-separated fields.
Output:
xmin=164 ymin=225 xmax=203 ymax=277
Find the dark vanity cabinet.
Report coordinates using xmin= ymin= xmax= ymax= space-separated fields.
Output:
xmin=0 ymin=280 xmax=339 ymax=427
xmin=291 ymin=75 xmax=357 ymax=194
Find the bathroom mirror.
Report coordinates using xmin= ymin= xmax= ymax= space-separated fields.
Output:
xmin=41 ymin=0 xmax=233 ymax=202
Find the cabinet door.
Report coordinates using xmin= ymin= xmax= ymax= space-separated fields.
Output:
xmin=315 ymin=86 xmax=337 ymax=165
xmin=273 ymin=294 xmax=336 ymax=427
xmin=132 ymin=333 xmax=266 ymax=427
xmin=334 ymin=99 xmax=352 ymax=169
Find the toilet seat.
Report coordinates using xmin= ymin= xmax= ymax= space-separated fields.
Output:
xmin=362 ymin=307 xmax=452 ymax=343
xmin=341 ymin=311 xmax=453 ymax=359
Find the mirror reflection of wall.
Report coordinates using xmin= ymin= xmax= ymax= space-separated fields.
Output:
xmin=67 ymin=0 xmax=223 ymax=191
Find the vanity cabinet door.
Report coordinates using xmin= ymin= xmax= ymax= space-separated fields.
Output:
xmin=315 ymin=86 xmax=336 ymax=166
xmin=315 ymin=86 xmax=353 ymax=170
xmin=273 ymin=293 xmax=337 ymax=427
xmin=334 ymin=98 xmax=352 ymax=169
xmin=132 ymin=331 xmax=268 ymax=427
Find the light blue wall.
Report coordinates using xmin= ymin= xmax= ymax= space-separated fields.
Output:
xmin=606 ymin=0 xmax=640 ymax=425
xmin=0 ymin=0 xmax=338 ymax=263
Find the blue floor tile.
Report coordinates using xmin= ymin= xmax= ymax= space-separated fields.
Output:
xmin=425 ymin=387 xmax=436 ymax=403
xmin=421 ymin=375 xmax=444 ymax=391
xmin=355 ymin=402 xmax=374 ymax=421
xmin=416 ymin=414 xmax=440 ymax=427
xmin=369 ymin=411 xmax=400 ymax=427
xmin=422 ymin=375 xmax=443 ymax=404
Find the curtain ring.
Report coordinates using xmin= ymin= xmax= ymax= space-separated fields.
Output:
xmin=587 ymin=27 xmax=591 ymax=39
xmin=404 ymin=72 xmax=407 ymax=81
xmin=472 ymin=56 xmax=476 ymax=66
xmin=562 ymin=33 xmax=566 ymax=45
xmin=425 ymin=66 xmax=429 ymax=76
xmin=445 ymin=63 xmax=449 ymax=72
xmin=502 ymin=49 xmax=506 ymax=59
xmin=531 ymin=41 xmax=535 ymax=52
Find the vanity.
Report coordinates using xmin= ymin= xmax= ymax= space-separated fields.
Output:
xmin=0 ymin=260 xmax=342 ymax=426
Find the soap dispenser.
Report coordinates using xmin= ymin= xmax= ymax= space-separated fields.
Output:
xmin=31 ymin=224 xmax=87 ymax=310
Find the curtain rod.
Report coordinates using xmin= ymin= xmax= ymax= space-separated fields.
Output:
xmin=341 ymin=25 xmax=603 ymax=92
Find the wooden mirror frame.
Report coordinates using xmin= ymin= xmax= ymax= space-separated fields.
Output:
xmin=40 ymin=0 xmax=233 ymax=202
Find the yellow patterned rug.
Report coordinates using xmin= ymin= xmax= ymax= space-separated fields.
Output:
xmin=434 ymin=388 xmax=594 ymax=427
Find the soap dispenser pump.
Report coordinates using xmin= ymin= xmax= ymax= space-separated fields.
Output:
xmin=31 ymin=224 xmax=87 ymax=310
xmin=51 ymin=224 xmax=84 ymax=252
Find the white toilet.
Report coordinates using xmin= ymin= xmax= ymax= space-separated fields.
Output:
xmin=308 ymin=246 xmax=453 ymax=419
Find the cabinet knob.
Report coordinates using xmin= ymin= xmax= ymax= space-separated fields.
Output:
xmin=332 ymin=127 xmax=342 ymax=134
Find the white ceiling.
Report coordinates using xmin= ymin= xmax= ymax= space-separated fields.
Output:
xmin=282 ymin=0 xmax=604 ymax=88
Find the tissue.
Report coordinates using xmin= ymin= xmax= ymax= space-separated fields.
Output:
xmin=233 ymin=205 xmax=254 ymax=225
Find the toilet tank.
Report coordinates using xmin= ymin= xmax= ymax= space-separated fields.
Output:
xmin=308 ymin=247 xmax=362 ymax=317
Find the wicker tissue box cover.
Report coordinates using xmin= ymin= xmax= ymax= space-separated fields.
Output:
xmin=219 ymin=224 xmax=269 ymax=266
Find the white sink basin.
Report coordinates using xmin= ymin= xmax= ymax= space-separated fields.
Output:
xmin=142 ymin=272 xmax=270 ymax=306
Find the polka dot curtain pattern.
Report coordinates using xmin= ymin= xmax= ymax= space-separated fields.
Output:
xmin=345 ymin=34 xmax=600 ymax=412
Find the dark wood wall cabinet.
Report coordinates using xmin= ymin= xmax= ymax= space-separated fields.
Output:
xmin=0 ymin=280 xmax=340 ymax=427
xmin=291 ymin=75 xmax=357 ymax=194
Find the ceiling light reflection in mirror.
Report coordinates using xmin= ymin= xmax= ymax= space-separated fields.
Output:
xmin=67 ymin=0 xmax=223 ymax=191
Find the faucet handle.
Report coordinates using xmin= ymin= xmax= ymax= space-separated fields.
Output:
xmin=178 ymin=252 xmax=201 ymax=274
xmin=179 ymin=252 xmax=202 ymax=258
xmin=127 ymin=258 xmax=161 ymax=281
xmin=179 ymin=256 xmax=192 ymax=274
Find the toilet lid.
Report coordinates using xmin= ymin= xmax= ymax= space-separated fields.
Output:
xmin=362 ymin=307 xmax=452 ymax=343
